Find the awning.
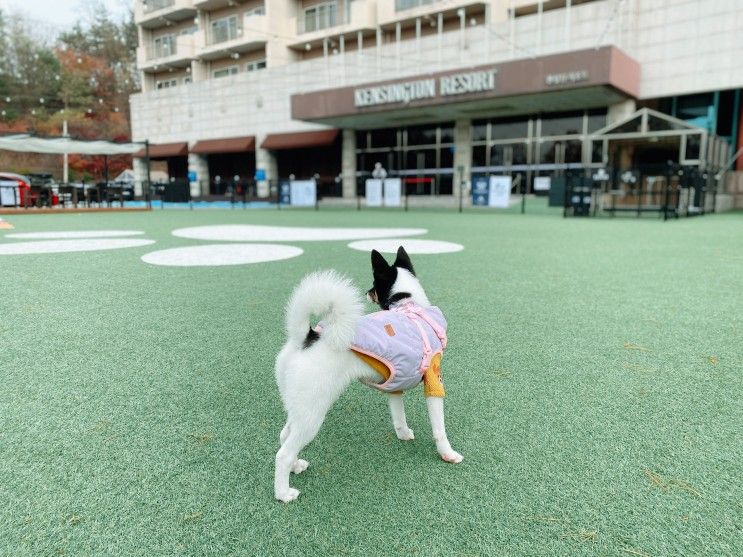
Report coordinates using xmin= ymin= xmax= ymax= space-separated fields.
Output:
xmin=261 ymin=129 xmax=339 ymax=150
xmin=191 ymin=136 xmax=256 ymax=154
xmin=133 ymin=142 xmax=188 ymax=158
xmin=0 ymin=134 xmax=144 ymax=156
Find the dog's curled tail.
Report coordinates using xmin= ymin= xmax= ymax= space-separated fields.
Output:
xmin=285 ymin=270 xmax=364 ymax=352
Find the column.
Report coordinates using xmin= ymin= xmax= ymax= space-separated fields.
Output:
xmin=342 ymin=129 xmax=357 ymax=198
xmin=255 ymin=141 xmax=278 ymax=198
xmin=188 ymin=153 xmax=209 ymax=197
xmin=133 ymin=157 xmax=148 ymax=197
xmin=607 ymin=99 xmax=636 ymax=125
xmin=453 ymin=119 xmax=472 ymax=198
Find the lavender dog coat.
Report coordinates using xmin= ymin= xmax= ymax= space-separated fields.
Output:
xmin=350 ymin=300 xmax=448 ymax=393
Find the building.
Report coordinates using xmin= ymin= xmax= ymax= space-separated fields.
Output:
xmin=130 ymin=0 xmax=743 ymax=208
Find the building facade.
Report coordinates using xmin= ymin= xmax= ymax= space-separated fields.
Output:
xmin=130 ymin=0 xmax=743 ymax=206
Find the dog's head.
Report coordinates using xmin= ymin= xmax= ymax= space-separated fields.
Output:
xmin=367 ymin=246 xmax=429 ymax=309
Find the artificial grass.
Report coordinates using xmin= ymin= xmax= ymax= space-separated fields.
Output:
xmin=0 ymin=206 xmax=741 ymax=556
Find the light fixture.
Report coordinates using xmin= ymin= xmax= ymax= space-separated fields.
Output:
xmin=305 ymin=43 xmax=311 ymax=51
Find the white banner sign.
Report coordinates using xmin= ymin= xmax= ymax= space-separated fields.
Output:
xmin=383 ymin=178 xmax=402 ymax=207
xmin=533 ymin=176 xmax=551 ymax=191
xmin=290 ymin=179 xmax=316 ymax=207
xmin=365 ymin=179 xmax=382 ymax=207
xmin=489 ymin=175 xmax=512 ymax=208
xmin=0 ymin=182 xmax=19 ymax=206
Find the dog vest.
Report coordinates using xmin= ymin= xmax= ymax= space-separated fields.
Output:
xmin=350 ymin=300 xmax=448 ymax=396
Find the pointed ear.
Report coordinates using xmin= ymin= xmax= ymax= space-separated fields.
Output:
xmin=393 ymin=246 xmax=415 ymax=275
xmin=371 ymin=249 xmax=390 ymax=274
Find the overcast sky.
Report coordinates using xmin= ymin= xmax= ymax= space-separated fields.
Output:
xmin=2 ymin=0 xmax=132 ymax=30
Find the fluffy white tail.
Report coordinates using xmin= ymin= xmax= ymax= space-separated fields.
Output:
xmin=285 ymin=270 xmax=364 ymax=351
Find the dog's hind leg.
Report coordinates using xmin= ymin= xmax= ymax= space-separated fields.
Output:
xmin=425 ymin=396 xmax=463 ymax=463
xmin=274 ymin=413 xmax=326 ymax=502
xmin=279 ymin=423 xmax=308 ymax=473
xmin=388 ymin=394 xmax=414 ymax=440
xmin=280 ymin=423 xmax=290 ymax=444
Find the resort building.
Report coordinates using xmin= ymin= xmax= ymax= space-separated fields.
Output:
xmin=130 ymin=0 xmax=743 ymax=207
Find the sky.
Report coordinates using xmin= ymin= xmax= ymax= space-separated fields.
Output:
xmin=2 ymin=0 xmax=132 ymax=30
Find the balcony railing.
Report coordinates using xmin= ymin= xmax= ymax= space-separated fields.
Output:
xmin=209 ymin=23 xmax=243 ymax=45
xmin=395 ymin=0 xmax=437 ymax=11
xmin=148 ymin=41 xmax=177 ymax=60
xmin=143 ymin=0 xmax=175 ymax=13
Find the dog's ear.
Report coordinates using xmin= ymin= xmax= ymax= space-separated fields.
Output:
xmin=393 ymin=246 xmax=415 ymax=275
xmin=371 ymin=249 xmax=390 ymax=275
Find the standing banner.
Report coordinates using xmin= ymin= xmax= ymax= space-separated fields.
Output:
xmin=489 ymin=175 xmax=512 ymax=208
xmin=534 ymin=176 xmax=551 ymax=192
xmin=471 ymin=176 xmax=489 ymax=206
xmin=365 ymin=179 xmax=383 ymax=207
xmin=289 ymin=179 xmax=317 ymax=207
xmin=383 ymin=178 xmax=402 ymax=207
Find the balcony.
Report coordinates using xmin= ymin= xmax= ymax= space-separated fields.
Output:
xmin=198 ymin=14 xmax=269 ymax=61
xmin=135 ymin=0 xmax=198 ymax=30
xmin=288 ymin=0 xmax=377 ymax=51
xmin=137 ymin=32 xmax=200 ymax=72
xmin=378 ymin=0 xmax=487 ymax=28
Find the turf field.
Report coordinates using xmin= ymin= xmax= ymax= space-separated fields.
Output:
xmin=1 ymin=207 xmax=741 ymax=556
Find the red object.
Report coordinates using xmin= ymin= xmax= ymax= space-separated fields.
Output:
xmin=403 ymin=177 xmax=434 ymax=184
xmin=0 ymin=173 xmax=31 ymax=206
xmin=52 ymin=194 xmax=60 ymax=206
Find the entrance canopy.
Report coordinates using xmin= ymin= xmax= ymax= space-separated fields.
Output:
xmin=133 ymin=142 xmax=188 ymax=159
xmin=0 ymin=134 xmax=143 ymax=156
xmin=589 ymin=107 xmax=731 ymax=171
xmin=291 ymin=46 xmax=639 ymax=129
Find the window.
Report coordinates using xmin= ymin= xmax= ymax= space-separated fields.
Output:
xmin=245 ymin=59 xmax=267 ymax=72
xmin=156 ymin=79 xmax=177 ymax=89
xmin=303 ymin=2 xmax=337 ymax=33
xmin=153 ymin=34 xmax=176 ymax=58
xmin=211 ymin=15 xmax=240 ymax=44
xmin=183 ymin=76 xmax=192 ymax=84
xmin=213 ymin=66 xmax=238 ymax=78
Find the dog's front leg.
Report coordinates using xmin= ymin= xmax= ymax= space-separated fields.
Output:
xmin=426 ymin=396 xmax=463 ymax=463
xmin=388 ymin=394 xmax=414 ymax=440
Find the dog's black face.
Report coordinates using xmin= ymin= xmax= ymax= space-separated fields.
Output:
xmin=368 ymin=246 xmax=415 ymax=310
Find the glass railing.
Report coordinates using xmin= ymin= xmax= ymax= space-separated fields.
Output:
xmin=149 ymin=40 xmax=176 ymax=60
xmin=395 ymin=0 xmax=437 ymax=11
xmin=210 ymin=23 xmax=242 ymax=45
xmin=143 ymin=0 xmax=175 ymax=14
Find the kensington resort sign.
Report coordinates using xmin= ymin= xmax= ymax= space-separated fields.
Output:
xmin=353 ymin=69 xmax=497 ymax=108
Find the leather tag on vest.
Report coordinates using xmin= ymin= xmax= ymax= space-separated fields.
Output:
xmin=384 ymin=324 xmax=396 ymax=337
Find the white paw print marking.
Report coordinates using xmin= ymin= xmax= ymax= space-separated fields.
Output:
xmin=0 ymin=230 xmax=154 ymax=255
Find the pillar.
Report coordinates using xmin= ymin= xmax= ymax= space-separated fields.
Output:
xmin=188 ymin=153 xmax=209 ymax=197
xmin=255 ymin=141 xmax=278 ymax=198
xmin=607 ymin=99 xmax=636 ymax=125
xmin=342 ymin=129 xmax=357 ymax=198
xmin=133 ymin=157 xmax=148 ymax=196
xmin=453 ymin=119 xmax=472 ymax=198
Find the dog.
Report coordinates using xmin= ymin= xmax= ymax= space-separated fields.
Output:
xmin=274 ymin=246 xmax=462 ymax=502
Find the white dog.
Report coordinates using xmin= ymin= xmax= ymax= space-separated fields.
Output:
xmin=274 ymin=247 xmax=462 ymax=502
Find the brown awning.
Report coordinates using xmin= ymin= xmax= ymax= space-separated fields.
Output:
xmin=261 ymin=129 xmax=339 ymax=150
xmin=191 ymin=136 xmax=256 ymax=154
xmin=133 ymin=142 xmax=188 ymax=159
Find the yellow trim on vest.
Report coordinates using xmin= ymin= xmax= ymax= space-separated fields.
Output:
xmin=423 ymin=354 xmax=445 ymax=398
xmin=352 ymin=349 xmax=391 ymax=381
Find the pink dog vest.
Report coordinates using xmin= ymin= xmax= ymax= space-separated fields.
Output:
xmin=350 ymin=300 xmax=448 ymax=393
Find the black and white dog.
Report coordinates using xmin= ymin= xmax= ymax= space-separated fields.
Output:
xmin=274 ymin=247 xmax=462 ymax=502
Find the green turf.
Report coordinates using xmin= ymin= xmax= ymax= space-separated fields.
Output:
xmin=0 ymin=207 xmax=741 ymax=557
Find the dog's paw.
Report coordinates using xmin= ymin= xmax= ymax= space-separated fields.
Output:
xmin=275 ymin=488 xmax=300 ymax=502
xmin=395 ymin=427 xmax=415 ymax=441
xmin=291 ymin=459 xmax=309 ymax=474
xmin=440 ymin=450 xmax=463 ymax=464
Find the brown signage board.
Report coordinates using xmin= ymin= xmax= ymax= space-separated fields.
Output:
xmin=292 ymin=46 xmax=639 ymax=125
